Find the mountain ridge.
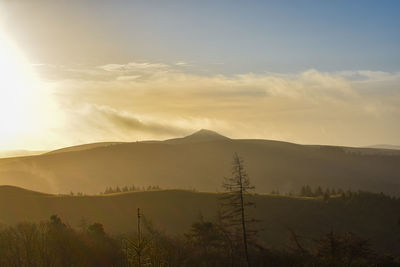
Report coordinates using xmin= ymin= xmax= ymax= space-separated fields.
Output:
xmin=0 ymin=129 xmax=400 ymax=195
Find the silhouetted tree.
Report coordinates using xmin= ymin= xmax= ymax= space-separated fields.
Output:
xmin=315 ymin=186 xmax=323 ymax=196
xmin=300 ymin=185 xmax=313 ymax=197
xmin=271 ymin=189 xmax=280 ymax=195
xmin=185 ymin=217 xmax=230 ymax=266
xmin=220 ymin=153 xmax=256 ymax=267
xmin=325 ymin=188 xmax=331 ymax=196
xmin=315 ymin=231 xmax=373 ymax=266
xmin=323 ymin=192 xmax=330 ymax=202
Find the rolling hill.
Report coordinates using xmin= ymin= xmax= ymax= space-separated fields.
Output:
xmin=0 ymin=185 xmax=399 ymax=256
xmin=0 ymin=129 xmax=399 ymax=195
xmin=365 ymin=144 xmax=400 ymax=150
xmin=46 ymin=142 xmax=124 ymax=155
xmin=0 ymin=150 xmax=47 ymax=158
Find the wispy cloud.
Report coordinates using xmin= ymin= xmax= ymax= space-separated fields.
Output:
xmin=175 ymin=61 xmax=190 ymax=67
xmin=33 ymin=61 xmax=400 ymax=148
xmin=99 ymin=62 xmax=169 ymax=72
xmin=90 ymin=105 xmax=191 ymax=136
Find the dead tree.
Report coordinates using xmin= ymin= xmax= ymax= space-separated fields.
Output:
xmin=220 ymin=153 xmax=256 ymax=267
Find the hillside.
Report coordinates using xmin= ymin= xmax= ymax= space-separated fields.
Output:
xmin=0 ymin=130 xmax=400 ymax=195
xmin=0 ymin=150 xmax=47 ymax=158
xmin=365 ymin=144 xmax=400 ymax=150
xmin=46 ymin=142 xmax=125 ymax=155
xmin=0 ymin=186 xmax=399 ymax=256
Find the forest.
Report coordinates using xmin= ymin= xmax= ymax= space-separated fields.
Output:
xmin=0 ymin=213 xmax=399 ymax=267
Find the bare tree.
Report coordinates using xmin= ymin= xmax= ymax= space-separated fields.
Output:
xmin=220 ymin=153 xmax=256 ymax=267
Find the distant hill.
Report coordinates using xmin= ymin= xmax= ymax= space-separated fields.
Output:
xmin=0 ymin=150 xmax=47 ymax=158
xmin=0 ymin=129 xmax=400 ymax=195
xmin=365 ymin=144 xmax=400 ymax=150
xmin=0 ymin=185 xmax=399 ymax=256
xmin=46 ymin=142 xmax=124 ymax=155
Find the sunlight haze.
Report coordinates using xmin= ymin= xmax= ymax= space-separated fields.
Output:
xmin=0 ymin=2 xmax=400 ymax=265
xmin=0 ymin=0 xmax=399 ymax=150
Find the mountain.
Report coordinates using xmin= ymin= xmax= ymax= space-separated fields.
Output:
xmin=0 ymin=185 xmax=399 ymax=256
xmin=0 ymin=129 xmax=400 ymax=195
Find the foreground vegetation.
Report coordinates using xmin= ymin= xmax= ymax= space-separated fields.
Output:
xmin=0 ymin=214 xmax=399 ymax=267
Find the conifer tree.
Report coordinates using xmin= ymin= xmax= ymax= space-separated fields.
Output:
xmin=315 ymin=186 xmax=323 ymax=196
xmin=220 ymin=153 xmax=256 ymax=267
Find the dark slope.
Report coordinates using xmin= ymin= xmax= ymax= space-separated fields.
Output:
xmin=0 ymin=130 xmax=399 ymax=195
xmin=0 ymin=185 xmax=50 ymax=197
xmin=0 ymin=186 xmax=399 ymax=256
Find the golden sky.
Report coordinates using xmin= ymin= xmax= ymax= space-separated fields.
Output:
xmin=0 ymin=1 xmax=399 ymax=150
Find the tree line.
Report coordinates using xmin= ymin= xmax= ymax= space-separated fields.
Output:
xmin=270 ymin=184 xmax=399 ymax=201
xmin=68 ymin=185 xmax=162 ymax=196
xmin=102 ymin=185 xmax=162 ymax=195
xmin=0 ymin=214 xmax=398 ymax=266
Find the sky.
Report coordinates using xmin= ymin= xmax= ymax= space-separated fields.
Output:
xmin=0 ymin=0 xmax=399 ymax=150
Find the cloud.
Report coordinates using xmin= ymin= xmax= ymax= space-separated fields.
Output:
xmin=91 ymin=105 xmax=191 ymax=137
xmin=116 ymin=75 xmax=141 ymax=81
xmin=35 ymin=62 xmax=400 ymax=148
xmin=34 ymin=61 xmax=171 ymax=82
xmin=99 ymin=62 xmax=169 ymax=72
xmin=175 ymin=61 xmax=190 ymax=67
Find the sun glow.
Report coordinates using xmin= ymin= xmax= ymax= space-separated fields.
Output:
xmin=0 ymin=28 xmax=49 ymax=149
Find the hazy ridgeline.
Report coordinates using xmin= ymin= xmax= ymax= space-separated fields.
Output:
xmin=1 ymin=130 xmax=400 ymax=195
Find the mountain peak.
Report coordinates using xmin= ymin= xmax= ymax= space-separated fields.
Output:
xmin=165 ymin=129 xmax=230 ymax=144
xmin=185 ymin=129 xmax=229 ymax=140
xmin=190 ymin=129 xmax=224 ymax=137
